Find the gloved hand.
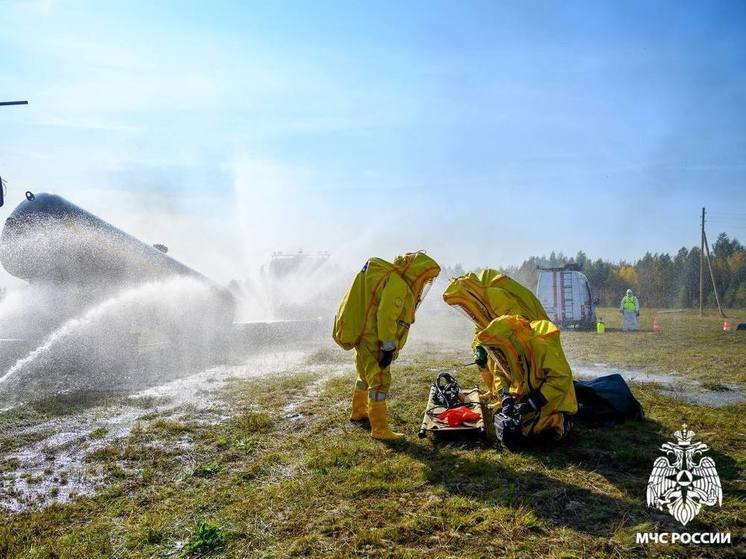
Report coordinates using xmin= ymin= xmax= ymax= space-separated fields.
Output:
xmin=501 ymin=395 xmax=515 ymax=413
xmin=516 ymin=390 xmax=547 ymax=416
xmin=474 ymin=345 xmax=488 ymax=368
xmin=379 ymin=349 xmax=395 ymax=369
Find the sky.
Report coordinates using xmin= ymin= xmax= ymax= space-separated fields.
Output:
xmin=1 ymin=0 xmax=745 ymax=284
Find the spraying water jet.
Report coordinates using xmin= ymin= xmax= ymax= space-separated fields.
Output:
xmin=0 ymin=192 xmax=332 ymax=408
xmin=0 ymin=192 xmax=237 ymax=406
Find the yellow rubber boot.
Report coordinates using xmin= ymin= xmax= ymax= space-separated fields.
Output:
xmin=480 ymin=370 xmax=495 ymax=403
xmin=350 ymin=388 xmax=369 ymax=422
xmin=368 ymin=400 xmax=404 ymax=440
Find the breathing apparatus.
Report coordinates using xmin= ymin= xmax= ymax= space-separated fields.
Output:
xmin=432 ymin=372 xmax=464 ymax=409
xmin=426 ymin=371 xmax=482 ymax=428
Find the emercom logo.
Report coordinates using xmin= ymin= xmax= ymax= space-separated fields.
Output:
xmin=636 ymin=424 xmax=731 ymax=547
xmin=636 ymin=532 xmax=731 ymax=545
xmin=646 ymin=424 xmax=722 ymax=525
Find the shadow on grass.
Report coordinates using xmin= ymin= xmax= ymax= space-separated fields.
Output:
xmin=391 ymin=415 xmax=739 ymax=538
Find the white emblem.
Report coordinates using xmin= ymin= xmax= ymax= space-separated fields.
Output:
xmin=647 ymin=424 xmax=722 ymax=526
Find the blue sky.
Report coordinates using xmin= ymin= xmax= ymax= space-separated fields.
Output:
xmin=1 ymin=0 xmax=745 ymax=282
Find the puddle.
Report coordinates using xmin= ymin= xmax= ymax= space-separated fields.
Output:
xmin=665 ymin=389 xmax=745 ymax=407
xmin=573 ymin=363 xmax=744 ymax=407
xmin=574 ymin=363 xmax=686 ymax=385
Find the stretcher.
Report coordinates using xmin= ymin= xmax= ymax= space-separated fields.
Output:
xmin=418 ymin=385 xmax=486 ymax=439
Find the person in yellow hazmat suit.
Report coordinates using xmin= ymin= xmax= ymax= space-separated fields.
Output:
xmin=443 ymin=269 xmax=576 ymax=446
xmin=333 ymin=252 xmax=441 ymax=440
xmin=442 ymin=269 xmax=549 ymax=403
xmin=475 ymin=316 xmax=577 ymax=444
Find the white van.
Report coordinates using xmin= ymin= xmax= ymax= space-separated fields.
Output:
xmin=536 ymin=265 xmax=596 ymax=329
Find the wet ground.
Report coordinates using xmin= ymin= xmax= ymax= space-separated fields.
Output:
xmin=573 ymin=363 xmax=745 ymax=407
xmin=0 ymin=339 xmax=742 ymax=514
xmin=0 ymin=347 xmax=351 ymax=512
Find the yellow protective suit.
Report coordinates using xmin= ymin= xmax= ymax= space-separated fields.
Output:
xmin=335 ymin=252 xmax=440 ymax=439
xmin=443 ymin=269 xmax=550 ymax=400
xmin=442 ymin=268 xmax=548 ymax=328
xmin=352 ymin=252 xmax=440 ymax=396
xmin=443 ymin=269 xmax=576 ymax=440
xmin=475 ymin=316 xmax=577 ymax=439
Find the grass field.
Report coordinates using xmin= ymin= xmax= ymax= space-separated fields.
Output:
xmin=0 ymin=310 xmax=744 ymax=558
xmin=563 ymin=308 xmax=746 ymax=384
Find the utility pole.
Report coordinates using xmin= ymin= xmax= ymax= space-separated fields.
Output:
xmin=700 ymin=207 xmax=705 ymax=316
xmin=703 ymin=229 xmax=726 ymax=318
xmin=699 ymin=206 xmax=726 ymax=318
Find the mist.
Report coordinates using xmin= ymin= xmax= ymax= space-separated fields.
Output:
xmin=0 ymin=278 xmax=234 ymax=407
xmin=1 ymin=0 xmax=745 ymax=411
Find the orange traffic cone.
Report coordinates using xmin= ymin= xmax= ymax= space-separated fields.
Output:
xmin=652 ymin=317 xmax=661 ymax=333
xmin=723 ymin=320 xmax=732 ymax=332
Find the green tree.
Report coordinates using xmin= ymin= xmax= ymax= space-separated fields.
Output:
xmin=495 ymin=232 xmax=746 ymax=309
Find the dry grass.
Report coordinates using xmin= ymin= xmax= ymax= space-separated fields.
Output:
xmin=563 ymin=307 xmax=746 ymax=384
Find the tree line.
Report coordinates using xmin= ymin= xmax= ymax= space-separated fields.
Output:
xmin=442 ymin=233 xmax=746 ymax=309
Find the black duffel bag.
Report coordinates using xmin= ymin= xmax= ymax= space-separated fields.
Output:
xmin=573 ymin=373 xmax=644 ymax=425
